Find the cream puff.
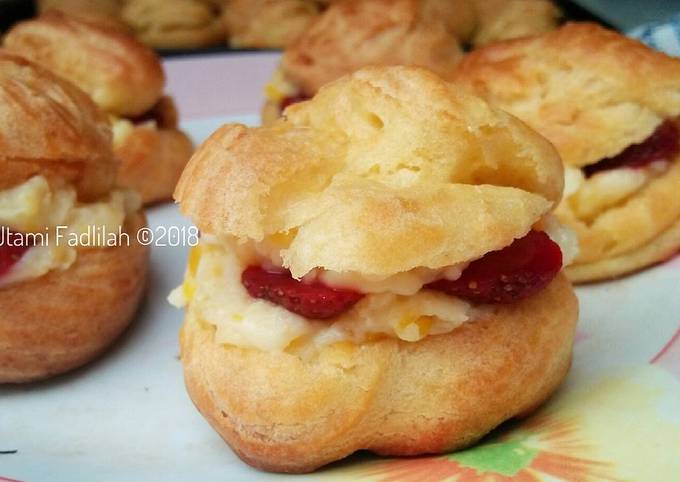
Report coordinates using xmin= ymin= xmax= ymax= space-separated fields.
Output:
xmin=470 ymin=0 xmax=562 ymax=47
xmin=171 ymin=66 xmax=578 ymax=473
xmin=4 ymin=12 xmax=194 ymax=204
xmin=261 ymin=0 xmax=465 ymax=125
xmin=0 ymin=52 xmax=149 ymax=383
xmin=453 ymin=23 xmax=680 ymax=282
xmin=223 ymin=0 xmax=323 ymax=49
xmin=36 ymin=0 xmax=128 ymax=31
xmin=422 ymin=0 xmax=477 ymax=43
xmin=121 ymin=0 xmax=226 ymax=49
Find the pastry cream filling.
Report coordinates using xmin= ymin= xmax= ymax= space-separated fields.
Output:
xmin=566 ymin=116 xmax=679 ymax=222
xmin=169 ymin=238 xmax=475 ymax=352
xmin=247 ymin=232 xmax=470 ymax=296
xmin=539 ymin=214 xmax=579 ymax=265
xmin=111 ymin=115 xmax=162 ymax=149
xmin=309 ymin=265 xmax=467 ymax=296
xmin=566 ymin=161 xmax=670 ymax=222
xmin=0 ymin=176 xmax=141 ymax=287
xmin=170 ymin=218 xmax=577 ymax=353
xmin=264 ymin=68 xmax=299 ymax=104
xmin=111 ymin=116 xmax=137 ymax=148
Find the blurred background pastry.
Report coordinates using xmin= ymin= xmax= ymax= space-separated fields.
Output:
xmin=25 ymin=0 xmax=564 ymax=52
xmin=470 ymin=0 xmax=562 ymax=46
xmin=121 ymin=0 xmax=225 ymax=49
xmin=35 ymin=0 xmax=129 ymax=31
xmin=223 ymin=0 xmax=323 ymax=49
xmin=453 ymin=22 xmax=680 ymax=282
xmin=172 ymin=66 xmax=578 ymax=472
xmin=4 ymin=12 xmax=194 ymax=204
xmin=421 ymin=0 xmax=477 ymax=44
xmin=261 ymin=0 xmax=465 ymax=125
xmin=0 ymin=52 xmax=148 ymax=383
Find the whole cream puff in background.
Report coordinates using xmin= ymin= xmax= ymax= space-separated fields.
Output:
xmin=261 ymin=0 xmax=466 ymax=125
xmin=453 ymin=23 xmax=680 ymax=282
xmin=0 ymin=52 xmax=149 ymax=383
xmin=4 ymin=12 xmax=194 ymax=205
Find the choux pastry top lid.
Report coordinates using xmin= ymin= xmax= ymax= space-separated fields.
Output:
xmin=280 ymin=0 xmax=465 ymax=96
xmin=452 ymin=22 xmax=680 ymax=168
xmin=176 ymin=67 xmax=563 ymax=278
xmin=0 ymin=51 xmax=117 ymax=199
xmin=4 ymin=11 xmax=165 ymax=118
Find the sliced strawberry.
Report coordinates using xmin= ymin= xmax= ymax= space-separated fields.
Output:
xmin=426 ymin=231 xmax=562 ymax=304
xmin=280 ymin=94 xmax=309 ymax=111
xmin=241 ymin=266 xmax=364 ymax=319
xmin=242 ymin=231 xmax=561 ymax=315
xmin=0 ymin=229 xmax=32 ymax=278
xmin=584 ymin=120 xmax=679 ymax=177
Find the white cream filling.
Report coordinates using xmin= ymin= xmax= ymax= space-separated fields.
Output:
xmin=310 ymin=264 xmax=467 ymax=296
xmin=0 ymin=176 xmax=141 ymax=287
xmin=241 ymin=234 xmax=469 ymax=295
xmin=111 ymin=116 xmax=136 ymax=148
xmin=263 ymin=68 xmax=299 ymax=104
xmin=111 ymin=115 xmax=160 ymax=149
xmin=567 ymin=160 xmax=670 ymax=222
xmin=170 ymin=216 xmax=576 ymax=353
xmin=541 ymin=214 xmax=579 ymax=266
xmin=169 ymin=238 xmax=474 ymax=352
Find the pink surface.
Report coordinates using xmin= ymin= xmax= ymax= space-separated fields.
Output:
xmin=666 ymin=252 xmax=680 ymax=268
xmin=163 ymin=52 xmax=281 ymax=121
xmin=652 ymin=326 xmax=680 ymax=380
xmin=574 ymin=328 xmax=589 ymax=344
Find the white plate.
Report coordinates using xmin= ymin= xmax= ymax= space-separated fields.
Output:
xmin=2 ymin=116 xmax=680 ymax=482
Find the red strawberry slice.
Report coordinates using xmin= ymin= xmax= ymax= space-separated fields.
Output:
xmin=584 ymin=120 xmax=679 ymax=177
xmin=426 ymin=231 xmax=562 ymax=304
xmin=242 ymin=232 xmax=561 ymax=316
xmin=0 ymin=229 xmax=32 ymax=278
xmin=280 ymin=93 xmax=309 ymax=111
xmin=241 ymin=266 xmax=364 ymax=319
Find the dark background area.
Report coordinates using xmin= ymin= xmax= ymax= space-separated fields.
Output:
xmin=0 ymin=0 xmax=612 ymax=33
xmin=3 ymin=0 xmax=675 ymax=57
xmin=1 ymin=0 xmax=34 ymax=33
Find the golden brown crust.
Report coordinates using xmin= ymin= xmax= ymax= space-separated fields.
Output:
xmin=116 ymin=124 xmax=194 ymax=205
xmin=181 ymin=273 xmax=577 ymax=473
xmin=4 ymin=12 xmax=165 ymax=117
xmin=0 ymin=211 xmax=149 ymax=383
xmin=566 ymin=215 xmax=680 ymax=282
xmin=0 ymin=51 xmax=117 ymax=200
xmin=176 ymin=67 xmax=563 ymax=277
xmin=471 ymin=0 xmax=561 ymax=47
xmin=281 ymin=0 xmax=464 ymax=96
xmin=452 ymin=23 xmax=680 ymax=168
xmin=224 ymin=0 xmax=321 ymax=49
xmin=122 ymin=0 xmax=226 ymax=49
